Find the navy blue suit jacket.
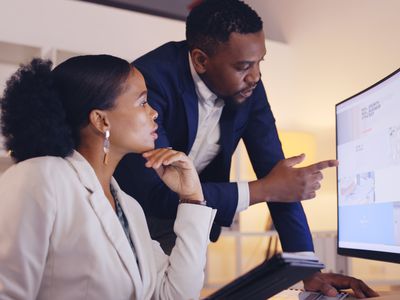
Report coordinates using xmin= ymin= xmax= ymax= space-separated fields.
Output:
xmin=115 ymin=41 xmax=314 ymax=251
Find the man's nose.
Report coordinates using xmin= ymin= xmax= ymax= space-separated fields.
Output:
xmin=245 ymin=65 xmax=261 ymax=85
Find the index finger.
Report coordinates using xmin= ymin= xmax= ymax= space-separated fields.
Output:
xmin=142 ymin=147 xmax=173 ymax=158
xmin=302 ymin=159 xmax=339 ymax=173
xmin=352 ymin=280 xmax=379 ymax=298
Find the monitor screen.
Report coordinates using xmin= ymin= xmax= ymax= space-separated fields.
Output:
xmin=336 ymin=68 xmax=400 ymax=263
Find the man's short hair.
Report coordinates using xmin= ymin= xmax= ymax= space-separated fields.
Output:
xmin=186 ymin=0 xmax=263 ymax=55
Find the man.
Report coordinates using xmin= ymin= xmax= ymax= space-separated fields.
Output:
xmin=115 ymin=0 xmax=377 ymax=297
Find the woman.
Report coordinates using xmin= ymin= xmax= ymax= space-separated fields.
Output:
xmin=0 ymin=55 xmax=216 ymax=299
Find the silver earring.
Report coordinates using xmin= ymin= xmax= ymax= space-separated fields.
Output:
xmin=103 ymin=130 xmax=110 ymax=165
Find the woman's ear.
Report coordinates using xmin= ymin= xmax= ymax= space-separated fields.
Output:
xmin=89 ymin=110 xmax=110 ymax=134
xmin=190 ymin=48 xmax=209 ymax=74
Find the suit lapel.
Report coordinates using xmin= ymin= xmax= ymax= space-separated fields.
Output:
xmin=178 ymin=47 xmax=199 ymax=152
xmin=65 ymin=151 xmax=142 ymax=298
xmin=181 ymin=90 xmax=198 ymax=152
xmin=219 ymin=104 xmax=237 ymax=170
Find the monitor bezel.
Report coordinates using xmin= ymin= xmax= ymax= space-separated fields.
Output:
xmin=336 ymin=67 xmax=400 ymax=264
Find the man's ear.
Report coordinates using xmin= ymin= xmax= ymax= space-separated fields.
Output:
xmin=190 ymin=48 xmax=209 ymax=74
xmin=89 ymin=109 xmax=110 ymax=134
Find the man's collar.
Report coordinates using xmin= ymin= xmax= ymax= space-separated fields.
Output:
xmin=188 ymin=52 xmax=218 ymax=106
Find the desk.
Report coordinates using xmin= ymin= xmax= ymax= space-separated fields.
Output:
xmin=270 ymin=289 xmax=400 ymax=300
xmin=369 ymin=285 xmax=400 ymax=300
xmin=201 ymin=288 xmax=400 ymax=300
xmin=372 ymin=293 xmax=400 ymax=300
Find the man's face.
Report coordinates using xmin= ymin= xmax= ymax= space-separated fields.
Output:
xmin=199 ymin=30 xmax=266 ymax=104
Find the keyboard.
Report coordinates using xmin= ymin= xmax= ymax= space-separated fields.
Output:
xmin=270 ymin=289 xmax=354 ymax=300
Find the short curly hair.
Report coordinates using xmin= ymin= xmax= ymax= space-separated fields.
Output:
xmin=0 ymin=55 xmax=131 ymax=162
xmin=186 ymin=0 xmax=263 ymax=55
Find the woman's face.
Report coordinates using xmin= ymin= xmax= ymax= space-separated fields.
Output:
xmin=106 ymin=68 xmax=158 ymax=155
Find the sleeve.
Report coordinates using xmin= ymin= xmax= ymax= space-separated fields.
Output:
xmin=242 ymin=82 xmax=314 ymax=252
xmin=0 ymin=163 xmax=56 ymax=299
xmin=236 ymin=182 xmax=250 ymax=212
xmin=151 ymin=204 xmax=216 ymax=300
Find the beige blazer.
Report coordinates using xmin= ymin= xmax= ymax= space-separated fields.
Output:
xmin=0 ymin=151 xmax=216 ymax=300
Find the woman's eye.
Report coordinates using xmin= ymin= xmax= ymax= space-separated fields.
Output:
xmin=140 ymin=99 xmax=148 ymax=106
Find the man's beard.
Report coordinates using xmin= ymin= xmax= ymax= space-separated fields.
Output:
xmin=222 ymin=86 xmax=257 ymax=107
xmin=222 ymin=95 xmax=246 ymax=109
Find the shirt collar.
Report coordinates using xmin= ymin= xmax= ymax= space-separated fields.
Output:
xmin=188 ymin=52 xmax=219 ymax=106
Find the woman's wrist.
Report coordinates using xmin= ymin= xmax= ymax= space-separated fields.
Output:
xmin=178 ymin=190 xmax=204 ymax=202
xmin=179 ymin=199 xmax=207 ymax=206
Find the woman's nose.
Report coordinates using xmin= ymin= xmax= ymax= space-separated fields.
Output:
xmin=149 ymin=106 xmax=158 ymax=120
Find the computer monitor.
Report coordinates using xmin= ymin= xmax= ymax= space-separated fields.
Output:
xmin=336 ymin=68 xmax=400 ymax=264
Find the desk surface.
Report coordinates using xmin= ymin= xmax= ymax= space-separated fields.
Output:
xmin=201 ymin=286 xmax=400 ymax=300
xmin=370 ymin=289 xmax=400 ymax=300
xmin=269 ymin=289 xmax=400 ymax=300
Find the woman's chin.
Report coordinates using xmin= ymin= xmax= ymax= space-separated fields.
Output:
xmin=140 ymin=144 xmax=155 ymax=153
xmin=124 ymin=143 xmax=155 ymax=155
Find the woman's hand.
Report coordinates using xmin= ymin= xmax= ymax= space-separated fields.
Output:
xmin=143 ymin=148 xmax=204 ymax=201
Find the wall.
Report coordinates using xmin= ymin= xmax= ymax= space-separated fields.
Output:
xmin=0 ymin=0 xmax=184 ymax=60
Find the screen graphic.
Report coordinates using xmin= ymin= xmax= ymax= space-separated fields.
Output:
xmin=337 ymin=69 xmax=400 ymax=259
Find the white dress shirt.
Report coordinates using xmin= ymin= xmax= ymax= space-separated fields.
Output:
xmin=187 ymin=55 xmax=314 ymax=257
xmin=188 ymin=54 xmax=249 ymax=212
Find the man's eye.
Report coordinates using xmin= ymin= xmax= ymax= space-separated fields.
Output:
xmin=237 ymin=65 xmax=251 ymax=71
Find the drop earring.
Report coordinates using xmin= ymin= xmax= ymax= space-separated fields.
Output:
xmin=103 ymin=129 xmax=110 ymax=165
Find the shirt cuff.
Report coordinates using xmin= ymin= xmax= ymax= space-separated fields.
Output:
xmin=236 ymin=182 xmax=250 ymax=213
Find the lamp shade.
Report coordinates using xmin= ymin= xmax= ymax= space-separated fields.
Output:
xmin=278 ymin=130 xmax=316 ymax=167
xmin=230 ymin=130 xmax=317 ymax=232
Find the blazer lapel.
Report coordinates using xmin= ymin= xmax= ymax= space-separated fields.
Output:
xmin=178 ymin=47 xmax=199 ymax=152
xmin=219 ymin=104 xmax=237 ymax=171
xmin=87 ymin=191 xmax=143 ymax=299
xmin=65 ymin=151 xmax=142 ymax=298
xmin=111 ymin=179 xmax=153 ymax=299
